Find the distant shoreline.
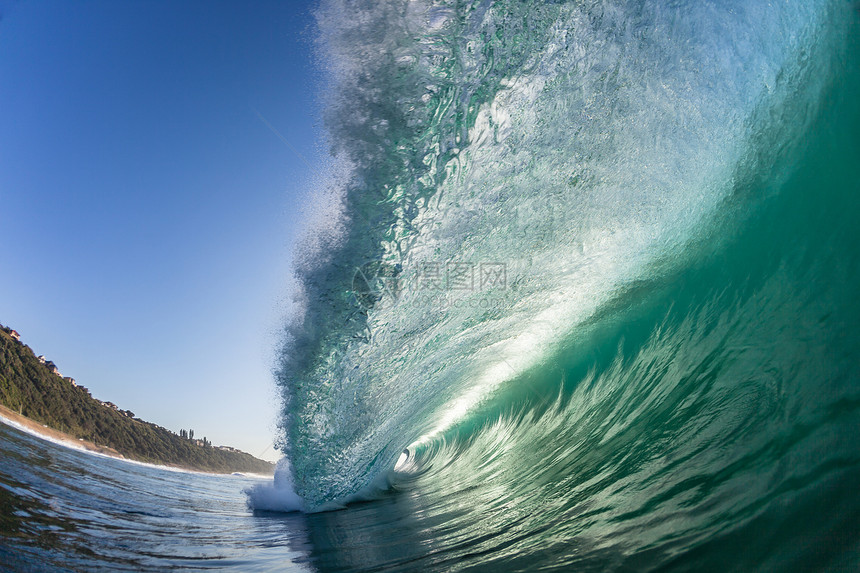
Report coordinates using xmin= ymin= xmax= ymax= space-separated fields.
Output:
xmin=0 ymin=325 xmax=275 ymax=475
xmin=0 ymin=405 xmax=275 ymax=477
xmin=0 ymin=403 xmax=126 ymax=459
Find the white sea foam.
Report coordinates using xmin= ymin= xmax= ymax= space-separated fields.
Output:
xmin=244 ymin=458 xmax=306 ymax=512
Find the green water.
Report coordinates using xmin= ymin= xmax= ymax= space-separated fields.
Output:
xmin=259 ymin=1 xmax=860 ymax=570
xmin=382 ymin=24 xmax=860 ymax=570
xmin=2 ymin=1 xmax=858 ymax=571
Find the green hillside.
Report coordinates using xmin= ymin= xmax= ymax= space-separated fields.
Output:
xmin=0 ymin=325 xmax=273 ymax=475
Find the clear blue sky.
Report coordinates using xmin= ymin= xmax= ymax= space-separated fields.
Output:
xmin=0 ymin=0 xmax=321 ymax=462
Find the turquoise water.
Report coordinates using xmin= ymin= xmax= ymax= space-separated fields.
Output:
xmin=3 ymin=0 xmax=859 ymax=570
xmin=261 ymin=0 xmax=860 ymax=569
xmin=0 ymin=422 xmax=311 ymax=571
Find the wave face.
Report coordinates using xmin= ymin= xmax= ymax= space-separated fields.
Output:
xmin=274 ymin=3 xmax=859 ymax=556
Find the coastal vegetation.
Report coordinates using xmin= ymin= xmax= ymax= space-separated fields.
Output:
xmin=0 ymin=324 xmax=273 ymax=474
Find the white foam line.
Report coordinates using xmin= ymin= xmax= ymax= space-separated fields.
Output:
xmin=0 ymin=414 xmax=271 ymax=479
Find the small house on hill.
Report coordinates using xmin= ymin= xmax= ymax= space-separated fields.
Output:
xmin=63 ymin=377 xmax=77 ymax=387
xmin=37 ymin=355 xmax=46 ymax=364
xmin=9 ymin=330 xmax=20 ymax=341
xmin=44 ymin=361 xmax=61 ymax=376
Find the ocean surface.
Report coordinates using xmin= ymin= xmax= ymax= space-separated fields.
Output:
xmin=0 ymin=422 xmax=310 ymax=571
xmin=5 ymin=0 xmax=860 ymax=570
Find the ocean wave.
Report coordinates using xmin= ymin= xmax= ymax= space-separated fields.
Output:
xmin=265 ymin=0 xmax=852 ymax=511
